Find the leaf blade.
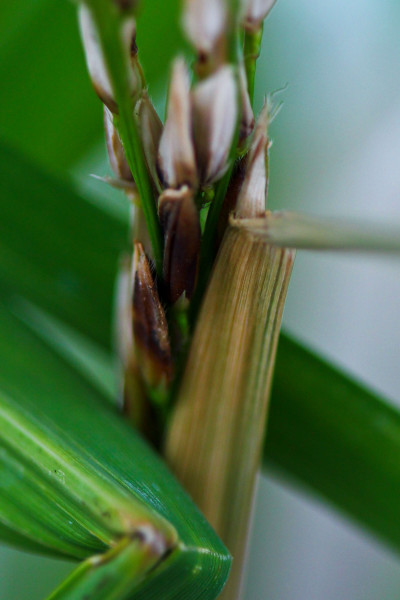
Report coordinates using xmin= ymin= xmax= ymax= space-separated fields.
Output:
xmin=0 ymin=142 xmax=127 ymax=349
xmin=266 ymin=333 xmax=400 ymax=552
xmin=0 ymin=302 xmax=231 ymax=599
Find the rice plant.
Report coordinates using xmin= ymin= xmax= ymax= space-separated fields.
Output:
xmin=1 ymin=1 xmax=400 ymax=599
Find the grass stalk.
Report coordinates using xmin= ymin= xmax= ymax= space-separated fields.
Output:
xmin=165 ymin=218 xmax=295 ymax=599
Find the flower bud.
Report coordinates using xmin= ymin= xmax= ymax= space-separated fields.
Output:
xmin=158 ymin=186 xmax=201 ymax=303
xmin=136 ymin=93 xmax=163 ymax=190
xmin=158 ymin=59 xmax=197 ymax=189
xmin=241 ymin=0 xmax=277 ymax=32
xmin=104 ymin=107 xmax=134 ymax=181
xmin=236 ymin=103 xmax=270 ymax=217
xmin=132 ymin=243 xmax=172 ymax=388
xmin=192 ymin=66 xmax=238 ymax=185
xmin=79 ymin=6 xmax=141 ymax=112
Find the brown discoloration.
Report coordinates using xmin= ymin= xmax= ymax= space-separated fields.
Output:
xmin=104 ymin=107 xmax=133 ymax=181
xmin=132 ymin=244 xmax=172 ymax=387
xmin=114 ymin=0 xmax=137 ymax=14
xmin=158 ymin=187 xmax=201 ymax=303
xmin=93 ymin=81 xmax=118 ymax=114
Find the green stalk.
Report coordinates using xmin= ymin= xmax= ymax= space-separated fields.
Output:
xmin=243 ymin=26 xmax=264 ymax=106
xmin=83 ymin=0 xmax=163 ymax=276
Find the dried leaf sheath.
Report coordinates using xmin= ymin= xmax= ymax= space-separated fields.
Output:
xmin=165 ymin=218 xmax=294 ymax=599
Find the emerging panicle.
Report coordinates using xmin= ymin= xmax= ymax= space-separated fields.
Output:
xmin=132 ymin=243 xmax=172 ymax=389
xmin=136 ymin=93 xmax=163 ymax=190
xmin=158 ymin=186 xmax=201 ymax=304
xmin=241 ymin=0 xmax=277 ymax=31
xmin=79 ymin=5 xmax=142 ymax=112
xmin=104 ymin=107 xmax=134 ymax=182
xmin=182 ymin=0 xmax=227 ymax=74
xmin=236 ymin=103 xmax=270 ymax=217
xmin=75 ymin=3 xmax=303 ymax=599
xmin=192 ymin=66 xmax=238 ymax=186
xmin=158 ymin=59 xmax=197 ymax=189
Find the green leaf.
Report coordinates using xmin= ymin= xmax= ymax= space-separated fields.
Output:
xmin=266 ymin=334 xmax=400 ymax=553
xmin=0 ymin=142 xmax=127 ymax=349
xmin=135 ymin=0 xmax=187 ymax=98
xmin=0 ymin=2 xmax=102 ymax=172
xmin=0 ymin=302 xmax=231 ymax=599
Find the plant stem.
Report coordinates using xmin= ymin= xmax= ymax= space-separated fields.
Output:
xmin=243 ymin=26 xmax=264 ymax=106
xmin=84 ymin=0 xmax=163 ymax=276
xmin=165 ymin=222 xmax=295 ymax=600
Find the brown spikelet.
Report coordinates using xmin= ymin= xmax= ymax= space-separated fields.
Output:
xmin=236 ymin=102 xmax=270 ymax=217
xmin=132 ymin=243 xmax=172 ymax=388
xmin=104 ymin=107 xmax=134 ymax=181
xmin=158 ymin=186 xmax=201 ymax=303
xmin=79 ymin=6 xmax=141 ymax=112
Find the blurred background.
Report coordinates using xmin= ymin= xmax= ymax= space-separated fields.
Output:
xmin=1 ymin=0 xmax=400 ymax=598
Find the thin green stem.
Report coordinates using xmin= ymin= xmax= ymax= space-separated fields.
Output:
xmin=243 ymin=26 xmax=264 ymax=106
xmin=84 ymin=0 xmax=163 ymax=276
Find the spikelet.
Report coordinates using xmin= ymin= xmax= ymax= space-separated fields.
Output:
xmin=158 ymin=59 xmax=197 ymax=189
xmin=241 ymin=0 xmax=277 ymax=31
xmin=131 ymin=243 xmax=172 ymax=388
xmin=236 ymin=103 xmax=270 ymax=217
xmin=182 ymin=0 xmax=227 ymax=73
xmin=104 ymin=107 xmax=134 ymax=181
xmin=192 ymin=66 xmax=238 ymax=186
xmin=158 ymin=186 xmax=201 ymax=303
xmin=79 ymin=6 xmax=141 ymax=112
